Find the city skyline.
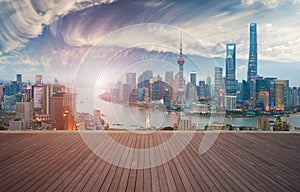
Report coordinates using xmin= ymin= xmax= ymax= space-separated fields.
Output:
xmin=0 ymin=0 xmax=300 ymax=87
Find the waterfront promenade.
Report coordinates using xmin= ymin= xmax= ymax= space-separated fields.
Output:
xmin=0 ymin=131 xmax=299 ymax=191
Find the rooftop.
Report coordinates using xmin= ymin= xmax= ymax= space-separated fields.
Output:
xmin=0 ymin=131 xmax=299 ymax=192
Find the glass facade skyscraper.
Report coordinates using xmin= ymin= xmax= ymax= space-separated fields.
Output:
xmin=247 ymin=23 xmax=258 ymax=81
xmin=264 ymin=77 xmax=277 ymax=107
xmin=214 ymin=67 xmax=223 ymax=97
xmin=225 ymin=43 xmax=237 ymax=96
xmin=126 ymin=72 xmax=136 ymax=88
xmin=190 ymin=72 xmax=196 ymax=87
xmin=16 ymin=74 xmax=22 ymax=83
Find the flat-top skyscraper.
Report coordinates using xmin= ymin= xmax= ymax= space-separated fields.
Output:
xmin=190 ymin=72 xmax=196 ymax=87
xmin=16 ymin=74 xmax=22 ymax=83
xmin=165 ymin=71 xmax=173 ymax=87
xmin=214 ymin=67 xmax=223 ymax=97
xmin=247 ymin=23 xmax=258 ymax=81
xmin=126 ymin=72 xmax=136 ymax=88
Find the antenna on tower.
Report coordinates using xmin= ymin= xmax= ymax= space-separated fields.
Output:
xmin=180 ymin=30 xmax=183 ymax=58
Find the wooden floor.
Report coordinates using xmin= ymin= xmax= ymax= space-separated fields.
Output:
xmin=0 ymin=131 xmax=299 ymax=192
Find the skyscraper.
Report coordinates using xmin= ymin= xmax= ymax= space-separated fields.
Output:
xmin=198 ymin=81 xmax=206 ymax=99
xmin=33 ymin=85 xmax=44 ymax=110
xmin=206 ymin=76 xmax=211 ymax=98
xmin=164 ymin=71 xmax=174 ymax=105
xmin=149 ymin=77 xmax=165 ymax=101
xmin=187 ymin=72 xmax=197 ymax=102
xmin=138 ymin=70 xmax=153 ymax=85
xmin=185 ymin=82 xmax=197 ymax=102
xmin=290 ymin=87 xmax=299 ymax=108
xmin=241 ymin=80 xmax=249 ymax=101
xmin=16 ymin=101 xmax=33 ymax=129
xmin=54 ymin=78 xmax=59 ymax=84
xmin=51 ymin=92 xmax=64 ymax=130
xmin=247 ymin=23 xmax=258 ymax=82
xmin=35 ymin=75 xmax=43 ymax=86
xmin=225 ymin=43 xmax=237 ymax=96
xmin=63 ymin=92 xmax=76 ymax=115
xmin=264 ymin=77 xmax=277 ymax=107
xmin=126 ymin=73 xmax=136 ymax=88
xmin=16 ymin=74 xmax=22 ymax=83
xmin=43 ymin=84 xmax=65 ymax=114
xmin=165 ymin=71 xmax=173 ymax=87
xmin=246 ymin=23 xmax=258 ymax=102
xmin=0 ymin=83 xmax=4 ymax=96
xmin=16 ymin=74 xmax=22 ymax=93
xmin=256 ymin=91 xmax=270 ymax=111
xmin=274 ymin=80 xmax=289 ymax=111
xmin=190 ymin=72 xmax=196 ymax=87
xmin=214 ymin=67 xmax=223 ymax=97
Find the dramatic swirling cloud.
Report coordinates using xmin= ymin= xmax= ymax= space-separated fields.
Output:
xmin=0 ymin=0 xmax=115 ymax=53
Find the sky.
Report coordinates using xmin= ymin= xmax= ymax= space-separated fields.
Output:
xmin=0 ymin=0 xmax=300 ymax=88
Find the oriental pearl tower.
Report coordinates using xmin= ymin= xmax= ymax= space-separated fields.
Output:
xmin=176 ymin=31 xmax=185 ymax=106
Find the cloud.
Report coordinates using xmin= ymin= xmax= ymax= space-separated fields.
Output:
xmin=241 ymin=0 xmax=300 ymax=8
xmin=0 ymin=0 xmax=116 ymax=53
xmin=241 ymin=0 xmax=288 ymax=9
xmin=0 ymin=64 xmax=5 ymax=71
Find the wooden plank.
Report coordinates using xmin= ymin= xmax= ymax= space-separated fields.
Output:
xmin=162 ymin=133 xmax=195 ymax=192
xmin=116 ymin=132 xmax=136 ymax=192
xmin=81 ymin=133 xmax=123 ymax=192
xmin=125 ymin=133 xmax=139 ymax=192
xmin=0 ymin=133 xmax=58 ymax=177
xmin=157 ymin=133 xmax=178 ymax=192
xmin=22 ymin=134 xmax=90 ymax=192
xmin=152 ymin=132 xmax=169 ymax=192
xmin=230 ymin=133 xmax=300 ymax=191
xmin=143 ymin=134 xmax=152 ymax=192
xmin=46 ymin=134 xmax=103 ymax=192
xmin=80 ymin=132 xmax=119 ymax=192
xmin=184 ymin=133 xmax=229 ymax=192
xmin=217 ymin=133 xmax=294 ymax=191
xmin=169 ymin=133 xmax=204 ymax=192
xmin=189 ymin=133 xmax=254 ymax=192
xmin=0 ymin=134 xmax=79 ymax=192
xmin=174 ymin=134 xmax=210 ymax=192
xmin=135 ymin=134 xmax=145 ymax=192
xmin=99 ymin=133 xmax=127 ymax=192
xmin=149 ymin=132 xmax=160 ymax=192
xmin=0 ymin=132 xmax=299 ymax=192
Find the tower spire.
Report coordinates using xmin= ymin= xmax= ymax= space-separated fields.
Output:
xmin=177 ymin=31 xmax=185 ymax=66
xmin=180 ymin=30 xmax=183 ymax=58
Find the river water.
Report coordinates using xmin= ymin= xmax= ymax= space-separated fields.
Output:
xmin=76 ymin=88 xmax=300 ymax=130
xmin=91 ymin=99 xmax=300 ymax=130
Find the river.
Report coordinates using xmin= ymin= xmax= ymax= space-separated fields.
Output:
xmin=76 ymin=87 xmax=300 ymax=130
xmin=94 ymin=99 xmax=293 ymax=130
